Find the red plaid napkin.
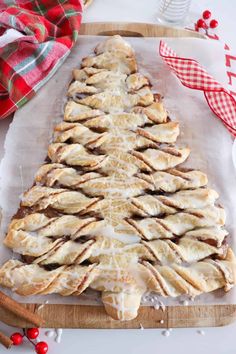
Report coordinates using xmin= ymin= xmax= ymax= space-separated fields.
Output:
xmin=159 ymin=40 xmax=236 ymax=136
xmin=0 ymin=0 xmax=82 ymax=119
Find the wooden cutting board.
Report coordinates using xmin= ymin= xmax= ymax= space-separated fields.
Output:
xmin=1 ymin=22 xmax=235 ymax=329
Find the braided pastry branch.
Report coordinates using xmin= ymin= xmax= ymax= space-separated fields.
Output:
xmin=21 ymin=186 xmax=101 ymax=214
xmin=4 ymin=214 xmax=228 ymax=266
xmin=64 ymin=100 xmax=168 ymax=125
xmin=127 ymin=206 xmax=225 ymax=240
xmin=35 ymin=164 xmax=208 ymax=197
xmin=48 ymin=143 xmax=190 ymax=175
xmin=81 ymin=51 xmax=137 ymax=74
xmin=68 ymin=71 xmax=149 ymax=95
xmin=54 ymin=121 xmax=180 ymax=147
xmin=0 ymin=260 xmax=99 ymax=296
xmin=141 ymin=249 xmax=236 ymax=296
xmin=73 ymin=87 xmax=154 ymax=114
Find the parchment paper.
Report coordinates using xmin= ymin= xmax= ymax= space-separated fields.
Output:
xmin=0 ymin=36 xmax=236 ymax=307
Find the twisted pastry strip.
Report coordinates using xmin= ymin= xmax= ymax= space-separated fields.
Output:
xmin=1 ymin=251 xmax=235 ymax=296
xmin=0 ymin=258 xmax=143 ymax=316
xmin=131 ymin=101 xmax=168 ymax=124
xmin=54 ymin=121 xmax=179 ymax=146
xmin=4 ymin=213 xmax=103 ymax=256
xmin=136 ymin=122 xmax=179 ymax=144
xmin=84 ymin=188 xmax=220 ymax=221
xmin=53 ymin=122 xmax=110 ymax=148
xmin=64 ymin=100 xmax=168 ymax=125
xmin=83 ymin=112 xmax=153 ymax=130
xmin=130 ymin=188 xmax=219 ymax=216
xmin=48 ymin=143 xmax=108 ymax=169
xmin=96 ymin=72 xmax=148 ymax=92
xmin=23 ymin=192 xmax=143 ymax=222
xmin=131 ymin=146 xmax=190 ymax=171
xmin=141 ymin=248 xmax=236 ymax=296
xmin=89 ymin=236 xmax=227 ymax=265
xmin=73 ymin=87 xmax=154 ymax=114
xmin=81 ymin=51 xmax=137 ymax=74
xmin=35 ymin=164 xmax=207 ymax=197
xmin=35 ymin=163 xmax=153 ymax=198
xmin=127 ymin=205 xmax=225 ymax=240
xmin=33 ymin=239 xmax=96 ymax=265
xmin=35 ymin=164 xmax=102 ymax=189
xmin=48 ymin=143 xmax=190 ymax=175
xmin=46 ymin=232 xmax=226 ymax=267
xmin=0 ymin=260 xmax=99 ymax=296
xmin=21 ymin=186 xmax=101 ymax=214
xmin=141 ymin=238 xmax=227 ymax=264
xmin=69 ymin=71 xmax=149 ymax=95
xmin=7 ymin=213 xmax=227 ymax=264
xmin=53 ymin=122 xmax=153 ymax=150
xmin=6 ymin=224 xmax=225 ymax=265
xmin=72 ymin=67 xmax=106 ymax=81
xmin=182 ymin=227 xmax=228 ymax=247
xmin=64 ymin=101 xmax=103 ymax=122
xmin=137 ymin=168 xmax=208 ymax=193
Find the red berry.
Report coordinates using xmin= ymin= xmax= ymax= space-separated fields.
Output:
xmin=210 ymin=19 xmax=218 ymax=28
xmin=195 ymin=23 xmax=199 ymax=31
xmin=10 ymin=332 xmax=23 ymax=346
xmin=27 ymin=328 xmax=39 ymax=339
xmin=35 ymin=341 xmax=48 ymax=354
xmin=197 ymin=19 xmax=207 ymax=29
xmin=203 ymin=10 xmax=211 ymax=19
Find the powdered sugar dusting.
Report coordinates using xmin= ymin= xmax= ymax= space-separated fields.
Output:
xmin=162 ymin=329 xmax=170 ymax=337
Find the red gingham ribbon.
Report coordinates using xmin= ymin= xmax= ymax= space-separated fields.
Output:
xmin=159 ymin=40 xmax=236 ymax=136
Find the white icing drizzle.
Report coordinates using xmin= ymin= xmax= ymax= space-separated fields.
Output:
xmin=90 ymin=224 xmax=140 ymax=244
xmin=159 ymin=301 xmax=166 ymax=312
xmin=37 ymin=300 xmax=49 ymax=311
xmin=182 ymin=300 xmax=189 ymax=306
xmin=55 ymin=328 xmax=63 ymax=343
xmin=19 ymin=165 xmax=24 ymax=195
xmin=45 ymin=330 xmax=55 ymax=338
xmin=44 ymin=328 xmax=63 ymax=343
xmin=162 ymin=329 xmax=170 ymax=337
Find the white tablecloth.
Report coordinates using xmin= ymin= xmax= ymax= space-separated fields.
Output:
xmin=1 ymin=1 xmax=236 ymax=353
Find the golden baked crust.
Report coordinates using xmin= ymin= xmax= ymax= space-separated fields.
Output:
xmin=0 ymin=35 xmax=235 ymax=322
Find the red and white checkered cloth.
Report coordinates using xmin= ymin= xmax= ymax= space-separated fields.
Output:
xmin=0 ymin=0 xmax=83 ymax=119
xmin=159 ymin=40 xmax=236 ymax=136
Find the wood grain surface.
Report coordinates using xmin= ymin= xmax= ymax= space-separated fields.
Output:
xmin=1 ymin=22 xmax=235 ymax=329
xmin=0 ymin=303 xmax=236 ymax=328
xmin=79 ymin=22 xmax=205 ymax=38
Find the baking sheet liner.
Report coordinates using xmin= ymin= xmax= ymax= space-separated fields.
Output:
xmin=0 ymin=36 xmax=236 ymax=307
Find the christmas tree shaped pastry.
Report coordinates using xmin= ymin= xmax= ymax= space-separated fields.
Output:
xmin=1 ymin=36 xmax=236 ymax=321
